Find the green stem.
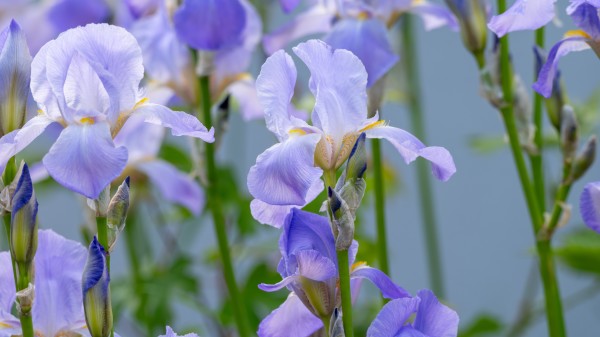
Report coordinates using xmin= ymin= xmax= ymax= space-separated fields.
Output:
xmin=531 ymin=27 xmax=546 ymax=212
xmin=371 ymin=139 xmax=389 ymax=276
xmin=401 ymin=14 xmax=445 ymax=298
xmin=495 ymin=1 xmax=566 ymax=336
xmin=16 ymin=264 xmax=34 ymax=337
xmin=336 ymin=250 xmax=354 ymax=337
xmin=198 ymin=75 xmax=251 ymax=337
xmin=96 ymin=215 xmax=114 ymax=337
xmin=3 ymin=213 xmax=17 ymax=285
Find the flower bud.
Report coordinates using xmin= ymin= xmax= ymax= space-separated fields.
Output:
xmin=534 ymin=47 xmax=566 ymax=131
xmin=445 ymin=0 xmax=488 ymax=61
xmin=87 ymin=184 xmax=110 ymax=217
xmin=83 ymin=237 xmax=112 ymax=337
xmin=329 ymin=308 xmax=345 ymax=337
xmin=10 ymin=163 xmax=38 ymax=264
xmin=106 ymin=177 xmax=130 ymax=252
xmin=560 ymin=105 xmax=578 ymax=163
xmin=0 ymin=20 xmax=32 ymax=136
xmin=328 ymin=187 xmax=354 ymax=251
xmin=572 ymin=136 xmax=596 ymax=181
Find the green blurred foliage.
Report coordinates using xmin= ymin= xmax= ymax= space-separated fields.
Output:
xmin=459 ymin=314 xmax=504 ymax=337
xmin=556 ymin=227 xmax=600 ymax=275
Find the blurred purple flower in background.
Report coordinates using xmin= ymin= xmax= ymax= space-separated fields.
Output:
xmin=488 ymin=0 xmax=556 ymax=37
xmin=160 ymin=326 xmax=200 ymax=337
xmin=257 ymin=209 xmax=409 ymax=337
xmin=580 ymin=181 xmax=600 ymax=233
xmin=248 ymin=40 xmax=456 ymax=227
xmin=0 ymin=23 xmax=214 ymax=199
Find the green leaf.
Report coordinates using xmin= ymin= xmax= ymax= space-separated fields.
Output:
xmin=159 ymin=142 xmax=193 ymax=172
xmin=459 ymin=313 xmax=504 ymax=337
xmin=556 ymin=227 xmax=600 ymax=275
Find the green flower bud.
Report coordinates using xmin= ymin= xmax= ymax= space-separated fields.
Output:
xmin=82 ymin=237 xmax=112 ymax=337
xmin=572 ymin=136 xmax=596 ymax=181
xmin=560 ymin=105 xmax=578 ymax=163
xmin=10 ymin=163 xmax=37 ymax=264
xmin=106 ymin=177 xmax=130 ymax=252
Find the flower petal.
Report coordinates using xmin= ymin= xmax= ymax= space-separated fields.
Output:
xmin=159 ymin=325 xmax=200 ymax=337
xmin=0 ymin=252 xmax=18 ymax=328
xmin=488 ymin=0 xmax=556 ymax=38
xmin=413 ymin=289 xmax=459 ymax=337
xmin=42 ymin=123 xmax=128 ymax=199
xmin=351 ymin=266 xmax=410 ymax=300
xmin=47 ymin=0 xmax=110 ymax=33
xmin=568 ymin=1 xmax=600 ymax=40
xmin=295 ymin=249 xmax=337 ymax=281
xmin=364 ymin=125 xmax=456 ymax=181
xmin=293 ymin=39 xmax=368 ymax=137
xmin=580 ymin=181 xmax=600 ymax=233
xmin=258 ymin=293 xmax=323 ymax=337
xmin=325 ymin=18 xmax=398 ymax=88
xmin=532 ymin=36 xmax=590 ymax=98
xmin=228 ymin=76 xmax=264 ymax=121
xmin=248 ymin=134 xmax=323 ymax=206
xmin=0 ymin=115 xmax=56 ymax=169
xmin=410 ymin=2 xmax=459 ymax=31
xmin=258 ymin=275 xmax=297 ymax=293
xmin=133 ymin=103 xmax=215 ymax=142
xmin=367 ymin=297 xmax=420 ymax=337
xmin=137 ymin=160 xmax=204 ymax=215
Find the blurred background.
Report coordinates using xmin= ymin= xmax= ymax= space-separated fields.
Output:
xmin=4 ymin=0 xmax=599 ymax=336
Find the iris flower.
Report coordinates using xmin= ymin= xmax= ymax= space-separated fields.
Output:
xmin=265 ymin=0 xmax=457 ymax=87
xmin=248 ymin=40 xmax=456 ymax=227
xmin=366 ymin=289 xmax=459 ymax=337
xmin=488 ymin=0 xmax=556 ymax=37
xmin=0 ymin=23 xmax=214 ymax=199
xmin=258 ymin=208 xmax=410 ymax=337
xmin=580 ymin=181 xmax=600 ymax=233
xmin=533 ymin=0 xmax=600 ymax=98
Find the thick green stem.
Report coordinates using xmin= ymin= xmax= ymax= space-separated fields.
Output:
xmin=496 ymin=1 xmax=566 ymax=336
xmin=198 ymin=75 xmax=251 ymax=337
xmin=401 ymin=14 xmax=445 ymax=298
xmin=336 ymin=250 xmax=354 ymax=337
xmin=3 ymin=214 xmax=17 ymax=284
xmin=371 ymin=139 xmax=389 ymax=276
xmin=531 ymin=28 xmax=546 ymax=211
xmin=16 ymin=263 xmax=34 ymax=337
xmin=96 ymin=215 xmax=114 ymax=337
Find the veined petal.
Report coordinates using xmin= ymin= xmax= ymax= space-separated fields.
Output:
xmin=580 ymin=181 xmax=600 ymax=233
xmin=174 ymin=0 xmax=246 ymax=51
xmin=258 ymin=275 xmax=297 ymax=292
xmin=325 ymin=18 xmax=398 ymax=88
xmin=488 ymin=0 xmax=556 ymax=37
xmin=263 ymin=6 xmax=335 ymax=55
xmin=133 ymin=103 xmax=215 ymax=142
xmin=413 ymin=289 xmax=459 ymax=337
xmin=367 ymin=297 xmax=420 ymax=337
xmin=296 ymin=249 xmax=337 ymax=281
xmin=258 ymin=293 xmax=323 ymax=337
xmin=160 ymin=326 xmax=200 ymax=337
xmin=409 ymin=2 xmax=459 ymax=31
xmin=256 ymin=50 xmax=298 ymax=140
xmin=351 ymin=266 xmax=410 ymax=300
xmin=293 ymin=39 xmax=368 ymax=136
xmin=137 ymin=160 xmax=204 ymax=215
xmin=113 ymin=115 xmax=164 ymax=162
xmin=364 ymin=125 xmax=456 ymax=181
xmin=247 ymin=134 xmax=322 ymax=206
xmin=533 ymin=36 xmax=591 ymax=98
xmin=568 ymin=1 xmax=600 ymax=40
xmin=0 ymin=115 xmax=56 ymax=169
xmin=63 ymin=52 xmax=111 ymax=120
xmin=42 ymin=123 xmax=128 ymax=199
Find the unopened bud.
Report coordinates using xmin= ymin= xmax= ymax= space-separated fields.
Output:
xmin=445 ymin=0 xmax=488 ymax=60
xmin=572 ymin=136 xmax=596 ymax=181
xmin=88 ymin=185 xmax=110 ymax=217
xmin=329 ymin=308 xmax=345 ymax=337
xmin=83 ymin=237 xmax=112 ymax=337
xmin=560 ymin=106 xmax=578 ymax=163
xmin=11 ymin=163 xmax=38 ymax=264
xmin=106 ymin=177 xmax=130 ymax=252
xmin=328 ymin=187 xmax=354 ymax=251
xmin=534 ymin=47 xmax=566 ymax=131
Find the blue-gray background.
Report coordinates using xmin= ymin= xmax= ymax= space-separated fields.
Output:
xmin=33 ymin=3 xmax=599 ymax=337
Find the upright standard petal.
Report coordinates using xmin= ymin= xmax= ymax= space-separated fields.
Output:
xmin=293 ymin=40 xmax=368 ymax=136
xmin=410 ymin=2 xmax=459 ymax=31
xmin=132 ymin=103 xmax=215 ymax=142
xmin=325 ymin=18 xmax=398 ymax=88
xmin=364 ymin=125 xmax=456 ymax=181
xmin=533 ymin=35 xmax=591 ymax=98
xmin=160 ymin=326 xmax=200 ymax=337
xmin=367 ymin=297 xmax=421 ymax=337
xmin=258 ymin=293 xmax=323 ymax=337
xmin=413 ymin=289 xmax=459 ymax=337
xmin=174 ymin=0 xmax=246 ymax=51
xmin=350 ymin=265 xmax=410 ymax=300
xmin=47 ymin=0 xmax=110 ymax=33
xmin=580 ymin=181 xmax=600 ymax=233
xmin=247 ymin=134 xmax=323 ymax=206
xmin=568 ymin=1 xmax=600 ymax=40
xmin=488 ymin=0 xmax=556 ymax=37
xmin=42 ymin=123 xmax=128 ymax=199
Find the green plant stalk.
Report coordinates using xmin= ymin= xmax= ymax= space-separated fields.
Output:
xmin=198 ymin=75 xmax=251 ymax=337
xmin=16 ymin=264 xmax=34 ymax=337
xmin=371 ymin=139 xmax=389 ymax=276
xmin=401 ymin=14 xmax=445 ymax=298
xmin=96 ymin=215 xmax=114 ymax=337
xmin=3 ymin=213 xmax=17 ymax=284
xmin=496 ymin=1 xmax=566 ymax=336
xmin=336 ymin=250 xmax=354 ymax=337
xmin=531 ymin=28 xmax=546 ymax=211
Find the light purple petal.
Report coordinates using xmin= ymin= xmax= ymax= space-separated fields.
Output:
xmin=351 ymin=266 xmax=410 ymax=300
xmin=263 ymin=6 xmax=334 ymax=55
xmin=364 ymin=125 xmax=456 ymax=181
xmin=410 ymin=3 xmax=459 ymax=31
xmin=42 ymin=123 xmax=128 ymax=199
xmin=137 ymin=160 xmax=204 ymax=215
xmin=0 ymin=252 xmax=18 ymax=328
xmin=0 ymin=115 xmax=55 ymax=168
xmin=413 ymin=289 xmax=459 ymax=337
xmin=367 ymin=297 xmax=421 ymax=337
xmin=174 ymin=0 xmax=246 ymax=51
xmin=247 ymin=134 xmax=323 ymax=206
xmin=258 ymin=275 xmax=297 ymax=292
xmin=397 ymin=327 xmax=429 ymax=337
xmin=580 ymin=181 xmax=600 ymax=233
xmin=113 ymin=115 xmax=164 ymax=162
xmin=295 ymin=249 xmax=337 ymax=281
xmin=279 ymin=0 xmax=301 ymax=13
xmin=325 ymin=18 xmax=398 ymax=88
xmin=293 ymin=39 xmax=368 ymax=137
xmin=47 ymin=0 xmax=109 ymax=33
xmin=568 ymin=1 xmax=600 ymax=40
xmin=159 ymin=325 xmax=200 ymax=337
xmin=532 ymin=36 xmax=590 ymax=98
xmin=488 ymin=0 xmax=556 ymax=37
xmin=258 ymin=293 xmax=323 ymax=337
xmin=133 ymin=103 xmax=215 ymax=142
xmin=228 ymin=77 xmax=264 ymax=121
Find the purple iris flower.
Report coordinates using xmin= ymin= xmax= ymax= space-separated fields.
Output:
xmin=0 ymin=230 xmax=122 ymax=336
xmin=0 ymin=23 xmax=214 ymax=199
xmin=128 ymin=0 xmax=264 ymax=120
xmin=257 ymin=208 xmax=410 ymax=337
xmin=265 ymin=0 xmax=457 ymax=87
xmin=580 ymin=181 xmax=600 ymax=233
xmin=160 ymin=326 xmax=200 ymax=337
xmin=367 ymin=289 xmax=459 ymax=337
xmin=248 ymin=40 xmax=456 ymax=227
xmin=533 ymin=0 xmax=600 ymax=98
xmin=488 ymin=0 xmax=556 ymax=37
